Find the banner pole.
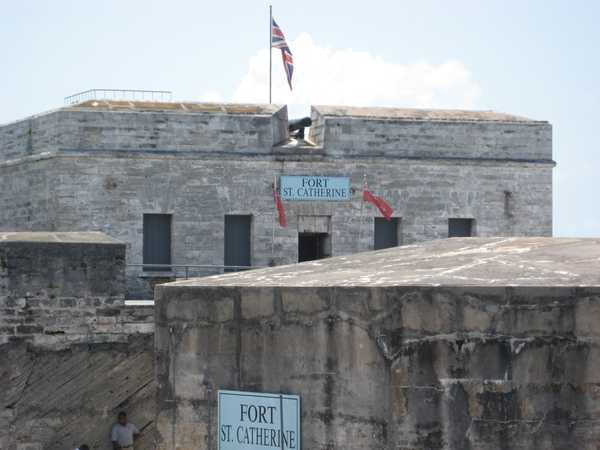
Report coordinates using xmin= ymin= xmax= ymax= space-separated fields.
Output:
xmin=272 ymin=176 xmax=276 ymax=260
xmin=359 ymin=174 xmax=366 ymax=251
xmin=269 ymin=5 xmax=273 ymax=104
xmin=279 ymin=393 xmax=284 ymax=450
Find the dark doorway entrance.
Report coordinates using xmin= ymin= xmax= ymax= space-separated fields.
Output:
xmin=143 ymin=214 xmax=172 ymax=271
xmin=448 ymin=218 xmax=474 ymax=237
xmin=298 ymin=233 xmax=330 ymax=262
xmin=374 ymin=217 xmax=400 ymax=250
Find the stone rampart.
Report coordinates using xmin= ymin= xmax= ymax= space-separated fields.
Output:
xmin=0 ymin=232 xmax=155 ymax=450
xmin=155 ymin=237 xmax=600 ymax=450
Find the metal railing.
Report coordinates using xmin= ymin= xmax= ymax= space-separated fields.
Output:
xmin=127 ymin=263 xmax=264 ymax=280
xmin=64 ymin=89 xmax=173 ymax=105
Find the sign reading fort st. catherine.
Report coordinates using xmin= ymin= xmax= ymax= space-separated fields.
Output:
xmin=218 ymin=390 xmax=301 ymax=450
xmin=280 ymin=176 xmax=351 ymax=201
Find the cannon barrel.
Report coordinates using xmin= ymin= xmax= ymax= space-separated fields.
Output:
xmin=288 ymin=117 xmax=312 ymax=132
xmin=288 ymin=117 xmax=312 ymax=140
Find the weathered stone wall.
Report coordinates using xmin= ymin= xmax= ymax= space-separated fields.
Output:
xmin=0 ymin=155 xmax=57 ymax=232
xmin=0 ymin=103 xmax=554 ymax=298
xmin=1 ymin=335 xmax=156 ymax=450
xmin=0 ymin=152 xmax=552 ymax=298
xmin=154 ymin=238 xmax=600 ymax=450
xmin=310 ymin=106 xmax=552 ymax=161
xmin=0 ymin=232 xmax=137 ymax=346
xmin=0 ymin=103 xmax=288 ymax=160
xmin=0 ymin=233 xmax=156 ymax=450
xmin=0 ymin=112 xmax=62 ymax=160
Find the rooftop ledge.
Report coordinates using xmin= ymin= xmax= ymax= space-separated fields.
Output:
xmin=69 ymin=100 xmax=284 ymax=116
xmin=1 ymin=101 xmax=550 ymax=128
xmin=0 ymin=231 xmax=123 ymax=244
xmin=61 ymin=101 xmax=545 ymax=124
xmin=68 ymin=100 xmax=547 ymax=123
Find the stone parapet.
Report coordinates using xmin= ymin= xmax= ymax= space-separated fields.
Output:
xmin=154 ymin=238 xmax=600 ymax=450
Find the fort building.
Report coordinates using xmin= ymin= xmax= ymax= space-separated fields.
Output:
xmin=0 ymin=99 xmax=553 ymax=297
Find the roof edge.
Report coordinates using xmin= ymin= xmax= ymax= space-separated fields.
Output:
xmin=0 ymin=101 xmax=287 ymax=128
xmin=311 ymin=105 xmax=549 ymax=124
xmin=0 ymin=231 xmax=124 ymax=245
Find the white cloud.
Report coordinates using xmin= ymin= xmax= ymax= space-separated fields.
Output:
xmin=232 ymin=33 xmax=481 ymax=115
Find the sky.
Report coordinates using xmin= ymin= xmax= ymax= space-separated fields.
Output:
xmin=1 ymin=0 xmax=598 ymax=237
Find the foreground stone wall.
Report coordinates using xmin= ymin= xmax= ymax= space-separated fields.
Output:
xmin=154 ymin=238 xmax=600 ymax=450
xmin=0 ymin=233 xmax=155 ymax=450
xmin=0 ymin=232 xmax=153 ymax=347
xmin=1 ymin=335 xmax=156 ymax=450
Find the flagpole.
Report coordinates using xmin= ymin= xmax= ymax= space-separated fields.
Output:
xmin=271 ymin=176 xmax=276 ymax=260
xmin=269 ymin=5 xmax=272 ymax=104
xmin=358 ymin=174 xmax=366 ymax=251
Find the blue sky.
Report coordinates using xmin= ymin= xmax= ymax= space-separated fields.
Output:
xmin=1 ymin=0 xmax=598 ymax=237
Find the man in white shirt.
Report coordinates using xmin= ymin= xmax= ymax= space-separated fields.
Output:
xmin=111 ymin=411 xmax=140 ymax=449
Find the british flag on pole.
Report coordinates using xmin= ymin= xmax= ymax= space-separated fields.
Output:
xmin=271 ymin=18 xmax=294 ymax=90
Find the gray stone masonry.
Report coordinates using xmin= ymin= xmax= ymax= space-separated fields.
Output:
xmin=0 ymin=232 xmax=156 ymax=450
xmin=310 ymin=105 xmax=552 ymax=160
xmin=0 ymin=231 xmax=154 ymax=347
xmin=155 ymin=237 xmax=600 ymax=450
xmin=0 ymin=102 xmax=554 ymax=298
xmin=0 ymin=101 xmax=287 ymax=160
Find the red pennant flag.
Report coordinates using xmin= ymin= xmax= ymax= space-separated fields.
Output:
xmin=273 ymin=184 xmax=287 ymax=227
xmin=363 ymin=184 xmax=393 ymax=221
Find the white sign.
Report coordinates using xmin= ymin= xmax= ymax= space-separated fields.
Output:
xmin=280 ymin=175 xmax=351 ymax=201
xmin=218 ymin=390 xmax=301 ymax=450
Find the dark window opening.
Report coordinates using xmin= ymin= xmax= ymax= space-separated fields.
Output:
xmin=374 ymin=217 xmax=400 ymax=250
xmin=298 ymin=232 xmax=330 ymax=262
xmin=504 ymin=191 xmax=514 ymax=218
xmin=224 ymin=215 xmax=252 ymax=272
xmin=143 ymin=214 xmax=172 ymax=271
xmin=448 ymin=218 xmax=474 ymax=237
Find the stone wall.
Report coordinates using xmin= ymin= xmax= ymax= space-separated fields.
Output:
xmin=0 ymin=231 xmax=147 ymax=346
xmin=0 ymin=232 xmax=155 ymax=450
xmin=154 ymin=238 xmax=600 ymax=450
xmin=0 ymin=102 xmax=554 ymax=298
xmin=0 ymin=103 xmax=288 ymax=160
xmin=310 ymin=106 xmax=552 ymax=161
xmin=0 ymin=112 xmax=62 ymax=160
xmin=0 ymin=155 xmax=57 ymax=232
xmin=0 ymin=152 xmax=552 ymax=298
xmin=1 ymin=336 xmax=156 ymax=450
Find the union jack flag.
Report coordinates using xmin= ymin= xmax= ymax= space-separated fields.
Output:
xmin=271 ymin=18 xmax=293 ymax=90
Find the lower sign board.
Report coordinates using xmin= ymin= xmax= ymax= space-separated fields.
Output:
xmin=218 ymin=390 xmax=301 ymax=450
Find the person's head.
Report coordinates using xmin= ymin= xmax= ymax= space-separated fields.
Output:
xmin=80 ymin=445 xmax=90 ymax=450
xmin=117 ymin=411 xmax=127 ymax=425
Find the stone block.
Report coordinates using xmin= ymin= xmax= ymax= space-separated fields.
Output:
xmin=241 ymin=287 xmax=275 ymax=319
xmin=281 ymin=287 xmax=329 ymax=314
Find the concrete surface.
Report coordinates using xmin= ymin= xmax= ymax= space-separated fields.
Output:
xmin=174 ymin=237 xmax=600 ymax=287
